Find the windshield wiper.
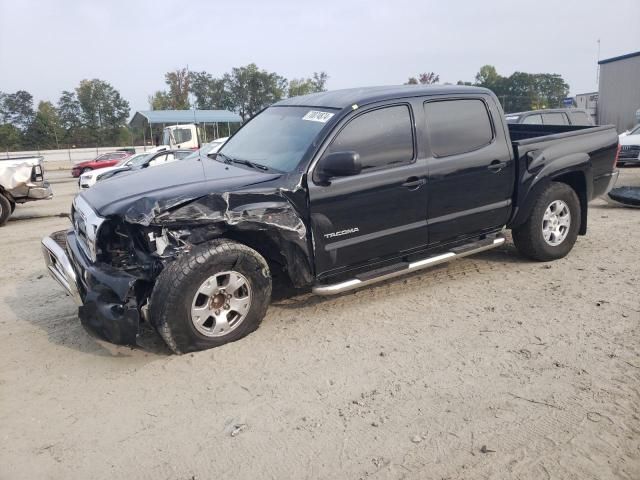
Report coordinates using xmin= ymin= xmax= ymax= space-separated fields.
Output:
xmin=215 ymin=152 xmax=270 ymax=171
xmin=231 ymin=158 xmax=269 ymax=171
xmin=215 ymin=152 xmax=234 ymax=164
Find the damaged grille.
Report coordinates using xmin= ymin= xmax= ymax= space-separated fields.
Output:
xmin=71 ymin=196 xmax=106 ymax=262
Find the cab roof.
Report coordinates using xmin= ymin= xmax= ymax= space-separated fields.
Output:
xmin=274 ymin=85 xmax=491 ymax=110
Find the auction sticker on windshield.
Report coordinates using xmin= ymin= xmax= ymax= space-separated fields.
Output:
xmin=303 ymin=111 xmax=335 ymax=123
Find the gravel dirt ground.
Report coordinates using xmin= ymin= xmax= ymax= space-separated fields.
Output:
xmin=1 ymin=169 xmax=639 ymax=480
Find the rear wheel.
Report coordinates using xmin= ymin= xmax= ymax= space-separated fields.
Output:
xmin=512 ymin=182 xmax=580 ymax=261
xmin=150 ymin=238 xmax=272 ymax=353
xmin=0 ymin=194 xmax=11 ymax=226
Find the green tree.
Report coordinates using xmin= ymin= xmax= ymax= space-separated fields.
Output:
xmin=405 ymin=72 xmax=440 ymax=85
xmin=0 ymin=124 xmax=22 ymax=151
xmin=149 ymin=91 xmax=172 ymax=110
xmin=24 ymin=101 xmax=63 ymax=149
xmin=475 ymin=65 xmax=502 ymax=88
xmin=149 ymin=68 xmax=191 ymax=110
xmin=311 ymin=71 xmax=329 ymax=92
xmin=463 ymin=65 xmax=570 ymax=113
xmin=75 ymin=79 xmax=130 ymax=144
xmin=0 ymin=90 xmax=35 ymax=130
xmin=189 ymin=71 xmax=231 ymax=109
xmin=288 ymin=71 xmax=329 ymax=97
xmin=225 ymin=64 xmax=287 ymax=120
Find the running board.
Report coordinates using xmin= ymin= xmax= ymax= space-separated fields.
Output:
xmin=312 ymin=235 xmax=505 ymax=296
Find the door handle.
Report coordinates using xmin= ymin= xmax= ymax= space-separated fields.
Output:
xmin=401 ymin=177 xmax=426 ymax=189
xmin=488 ymin=160 xmax=508 ymax=172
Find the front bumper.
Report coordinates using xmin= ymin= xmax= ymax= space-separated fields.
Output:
xmin=41 ymin=229 xmax=142 ymax=345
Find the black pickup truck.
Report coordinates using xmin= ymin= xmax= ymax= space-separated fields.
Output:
xmin=42 ymin=85 xmax=619 ymax=353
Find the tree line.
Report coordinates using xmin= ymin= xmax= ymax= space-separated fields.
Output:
xmin=455 ymin=65 xmax=570 ymax=113
xmin=1 ymin=62 xmax=570 ymax=152
xmin=0 ymin=64 xmax=329 ymax=152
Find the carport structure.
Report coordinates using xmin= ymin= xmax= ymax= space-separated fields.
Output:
xmin=129 ymin=109 xmax=243 ymax=147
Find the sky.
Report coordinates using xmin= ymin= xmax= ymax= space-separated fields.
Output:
xmin=1 ymin=0 xmax=639 ymax=115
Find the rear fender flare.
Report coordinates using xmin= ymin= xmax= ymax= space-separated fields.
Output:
xmin=508 ymin=152 xmax=592 ymax=234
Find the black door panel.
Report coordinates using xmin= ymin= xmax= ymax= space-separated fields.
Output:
xmin=308 ymin=103 xmax=428 ymax=279
xmin=423 ymin=97 xmax=515 ymax=244
xmin=309 ymin=162 xmax=428 ymax=277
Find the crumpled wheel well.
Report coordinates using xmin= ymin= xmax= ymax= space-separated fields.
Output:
xmin=223 ymin=229 xmax=313 ymax=289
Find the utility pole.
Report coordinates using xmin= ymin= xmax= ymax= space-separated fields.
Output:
xmin=596 ymin=39 xmax=601 ymax=87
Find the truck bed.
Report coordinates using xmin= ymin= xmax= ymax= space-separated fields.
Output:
xmin=508 ymin=123 xmax=619 ymax=206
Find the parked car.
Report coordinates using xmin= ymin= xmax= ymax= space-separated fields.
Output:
xmin=80 ymin=149 xmax=193 ymax=188
xmin=71 ymin=150 xmax=133 ymax=177
xmin=617 ymin=124 xmax=640 ymax=166
xmin=180 ymin=137 xmax=229 ymax=162
xmin=505 ymin=108 xmax=594 ymax=126
xmin=79 ymin=147 xmax=167 ymax=189
xmin=42 ymin=85 xmax=619 ymax=353
xmin=1 ymin=156 xmax=52 ymax=226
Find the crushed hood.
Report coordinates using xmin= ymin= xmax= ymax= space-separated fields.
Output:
xmin=80 ymin=157 xmax=282 ymax=218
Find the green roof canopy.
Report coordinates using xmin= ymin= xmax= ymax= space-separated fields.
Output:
xmin=129 ymin=110 xmax=242 ymax=128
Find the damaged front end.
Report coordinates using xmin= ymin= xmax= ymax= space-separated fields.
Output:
xmin=42 ymin=179 xmax=314 ymax=346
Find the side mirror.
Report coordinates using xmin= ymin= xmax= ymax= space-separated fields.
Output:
xmin=317 ymin=151 xmax=361 ymax=183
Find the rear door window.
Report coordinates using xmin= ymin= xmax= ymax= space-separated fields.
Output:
xmin=423 ymin=99 xmax=494 ymax=157
xmin=324 ymin=105 xmax=414 ymax=170
xmin=522 ymin=114 xmax=543 ymax=125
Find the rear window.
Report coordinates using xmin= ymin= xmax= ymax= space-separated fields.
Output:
xmin=569 ymin=111 xmax=592 ymax=126
xmin=542 ymin=112 xmax=568 ymax=125
xmin=522 ymin=114 xmax=543 ymax=125
xmin=423 ymin=99 xmax=494 ymax=157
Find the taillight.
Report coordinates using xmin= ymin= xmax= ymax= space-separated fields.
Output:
xmin=614 ymin=143 xmax=621 ymax=168
xmin=32 ymin=165 xmax=44 ymax=182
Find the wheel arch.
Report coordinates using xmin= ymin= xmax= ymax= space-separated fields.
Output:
xmin=223 ymin=228 xmax=314 ymax=289
xmin=551 ymin=171 xmax=588 ymax=235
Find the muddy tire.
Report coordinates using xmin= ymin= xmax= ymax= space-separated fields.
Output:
xmin=0 ymin=194 xmax=12 ymax=226
xmin=512 ymin=182 xmax=580 ymax=262
xmin=150 ymin=238 xmax=272 ymax=354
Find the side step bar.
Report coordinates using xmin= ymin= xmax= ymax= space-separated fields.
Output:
xmin=312 ymin=235 xmax=505 ymax=296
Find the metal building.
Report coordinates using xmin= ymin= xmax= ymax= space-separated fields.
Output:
xmin=597 ymin=51 xmax=640 ymax=132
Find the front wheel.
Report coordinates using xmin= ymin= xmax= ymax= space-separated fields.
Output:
xmin=150 ymin=239 xmax=272 ymax=353
xmin=81 ymin=167 xmax=92 ymax=174
xmin=512 ymin=182 xmax=580 ymax=261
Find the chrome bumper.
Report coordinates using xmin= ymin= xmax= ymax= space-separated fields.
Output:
xmin=41 ymin=233 xmax=83 ymax=305
xmin=28 ymin=182 xmax=53 ymax=200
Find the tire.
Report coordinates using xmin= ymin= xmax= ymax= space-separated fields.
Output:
xmin=149 ymin=238 xmax=272 ymax=353
xmin=0 ymin=194 xmax=12 ymax=226
xmin=512 ymin=182 xmax=580 ymax=262
xmin=81 ymin=167 xmax=92 ymax=174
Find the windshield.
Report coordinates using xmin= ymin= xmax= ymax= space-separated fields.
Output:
xmin=219 ymin=106 xmax=336 ymax=172
xmin=629 ymin=125 xmax=640 ymax=135
xmin=116 ymin=153 xmax=142 ymax=167
xmin=128 ymin=153 xmax=154 ymax=167
xmin=182 ymin=140 xmax=223 ymax=161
